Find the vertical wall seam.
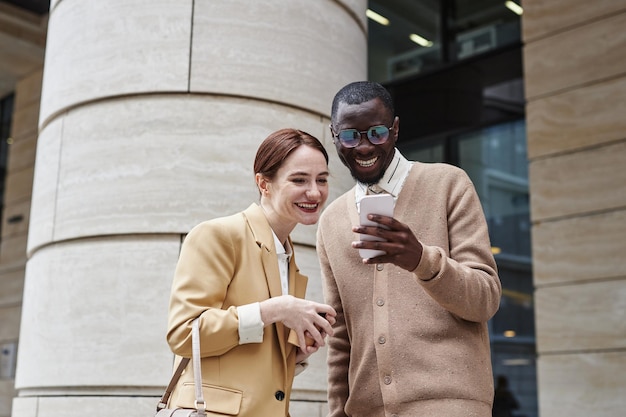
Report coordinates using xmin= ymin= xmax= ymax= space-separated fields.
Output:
xmin=187 ymin=0 xmax=195 ymax=93
xmin=51 ymin=114 xmax=65 ymax=244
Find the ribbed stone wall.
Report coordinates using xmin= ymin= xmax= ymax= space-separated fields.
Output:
xmin=13 ymin=0 xmax=366 ymax=416
xmin=523 ymin=1 xmax=626 ymax=416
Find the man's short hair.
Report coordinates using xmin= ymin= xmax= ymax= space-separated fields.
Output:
xmin=331 ymin=81 xmax=395 ymax=126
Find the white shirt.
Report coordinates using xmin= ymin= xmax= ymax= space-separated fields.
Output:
xmin=275 ymin=233 xmax=292 ymax=296
xmin=237 ymin=231 xmax=291 ymax=344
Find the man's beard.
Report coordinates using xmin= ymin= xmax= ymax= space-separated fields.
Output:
xmin=351 ymin=170 xmax=384 ymax=186
xmin=339 ymin=153 xmax=385 ymax=185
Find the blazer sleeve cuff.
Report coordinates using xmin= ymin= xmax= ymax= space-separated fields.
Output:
xmin=237 ymin=302 xmax=264 ymax=344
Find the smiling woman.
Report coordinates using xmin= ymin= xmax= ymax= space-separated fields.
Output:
xmin=165 ymin=128 xmax=336 ymax=417
xmin=256 ymin=141 xmax=329 ymax=243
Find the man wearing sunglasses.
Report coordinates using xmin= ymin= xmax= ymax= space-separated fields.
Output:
xmin=317 ymin=81 xmax=501 ymax=417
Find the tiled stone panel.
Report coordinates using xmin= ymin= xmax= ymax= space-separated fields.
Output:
xmin=0 ymin=264 xmax=24 ymax=306
xmin=190 ymin=0 xmax=366 ymax=118
xmin=522 ymin=0 xmax=626 ymax=42
xmin=12 ymin=69 xmax=43 ymax=111
xmin=6 ymin=132 xmax=37 ymax=174
xmin=28 ymin=95 xmax=344 ymax=253
xmin=25 ymin=115 xmax=61 ymax=256
xmin=535 ymin=280 xmax=626 ymax=352
xmin=2 ymin=165 xmax=33 ymax=205
xmin=13 ymin=396 xmax=157 ymax=417
xmin=290 ymin=399 xmax=329 ymax=417
xmin=526 ymin=77 xmax=626 ymax=159
xmin=537 ymin=352 xmax=626 ymax=417
xmin=15 ymin=236 xmax=179 ymax=390
xmin=532 ymin=210 xmax=626 ymax=286
xmin=40 ymin=0 xmax=367 ymax=128
xmin=1 ymin=199 xmax=30 ymax=240
xmin=39 ymin=0 xmax=193 ymax=126
xmin=8 ymin=98 xmax=39 ymax=139
xmin=0 ymin=305 xmax=20 ymax=343
xmin=524 ymin=1 xmax=626 ymax=416
xmin=0 ymin=234 xmax=27 ymax=266
xmin=524 ymin=11 xmax=626 ymax=100
xmin=0 ymin=5 xmax=46 ymax=98
xmin=529 ymin=141 xmax=626 ymax=221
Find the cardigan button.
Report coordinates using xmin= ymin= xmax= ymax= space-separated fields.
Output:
xmin=376 ymin=264 xmax=384 ymax=271
xmin=376 ymin=298 xmax=385 ymax=306
xmin=275 ymin=391 xmax=285 ymax=401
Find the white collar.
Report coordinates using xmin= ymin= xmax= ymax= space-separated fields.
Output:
xmin=356 ymin=148 xmax=413 ymax=203
xmin=272 ymin=231 xmax=292 ymax=258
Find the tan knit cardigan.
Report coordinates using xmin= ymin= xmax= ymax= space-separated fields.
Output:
xmin=317 ymin=162 xmax=501 ymax=417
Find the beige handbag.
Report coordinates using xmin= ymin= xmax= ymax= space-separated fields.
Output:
xmin=155 ymin=319 xmax=206 ymax=417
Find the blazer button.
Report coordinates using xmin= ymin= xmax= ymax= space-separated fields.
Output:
xmin=275 ymin=390 xmax=285 ymax=401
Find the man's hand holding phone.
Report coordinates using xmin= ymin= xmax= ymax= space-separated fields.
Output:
xmin=353 ymin=193 xmax=423 ymax=271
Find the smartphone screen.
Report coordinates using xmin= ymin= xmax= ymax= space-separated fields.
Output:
xmin=358 ymin=194 xmax=394 ymax=259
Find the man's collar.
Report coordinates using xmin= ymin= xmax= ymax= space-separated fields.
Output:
xmin=357 ymin=148 xmax=412 ymax=198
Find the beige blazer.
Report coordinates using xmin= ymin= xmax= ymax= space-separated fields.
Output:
xmin=166 ymin=203 xmax=308 ymax=417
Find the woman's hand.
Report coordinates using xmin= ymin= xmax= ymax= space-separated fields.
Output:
xmin=295 ymin=344 xmax=316 ymax=364
xmin=260 ymin=295 xmax=336 ymax=349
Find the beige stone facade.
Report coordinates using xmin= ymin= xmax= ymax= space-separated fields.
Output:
xmin=0 ymin=1 xmax=625 ymax=417
xmin=523 ymin=1 xmax=626 ymax=416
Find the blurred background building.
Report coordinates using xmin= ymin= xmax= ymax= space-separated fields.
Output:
xmin=0 ymin=1 xmax=624 ymax=417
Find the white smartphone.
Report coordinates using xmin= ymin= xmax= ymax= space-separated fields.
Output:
xmin=358 ymin=194 xmax=394 ymax=259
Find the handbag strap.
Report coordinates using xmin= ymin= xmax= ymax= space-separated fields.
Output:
xmin=156 ymin=357 xmax=190 ymax=411
xmin=156 ymin=319 xmax=206 ymax=415
xmin=191 ymin=318 xmax=206 ymax=414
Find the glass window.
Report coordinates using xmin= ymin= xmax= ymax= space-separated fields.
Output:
xmin=368 ymin=0 xmax=443 ymax=82
xmin=454 ymin=120 xmax=530 ymax=258
xmin=367 ymin=0 xmax=522 ymax=83
xmin=450 ymin=0 xmax=522 ymax=61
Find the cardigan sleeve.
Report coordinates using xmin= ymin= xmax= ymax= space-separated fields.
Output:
xmin=413 ymin=168 xmax=501 ymax=323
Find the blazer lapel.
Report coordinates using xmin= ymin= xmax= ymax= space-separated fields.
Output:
xmin=243 ymin=204 xmax=284 ymax=298
xmin=243 ymin=204 xmax=289 ymax=352
xmin=288 ymin=238 xmax=308 ymax=299
xmin=259 ymin=243 xmax=284 ymax=300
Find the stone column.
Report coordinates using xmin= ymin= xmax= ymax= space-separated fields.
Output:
xmin=12 ymin=1 xmax=365 ymax=416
